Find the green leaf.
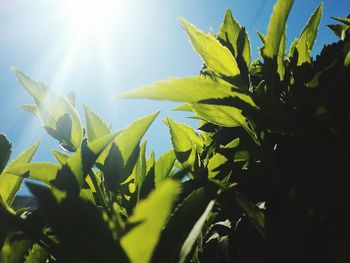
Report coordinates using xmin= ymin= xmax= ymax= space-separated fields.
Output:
xmin=154 ymin=150 xmax=176 ymax=187
xmin=12 ymin=68 xmax=83 ymax=151
xmin=0 ymin=235 xmax=33 ymax=263
xmin=191 ymin=104 xmax=246 ymax=128
xmin=139 ymin=150 xmax=156 ymax=200
xmin=331 ymin=16 xmax=350 ymax=26
xmin=0 ymin=134 xmax=11 ymax=174
xmin=240 ymin=27 xmax=251 ymax=68
xmin=172 ymin=104 xmax=193 ymax=112
xmin=135 ymin=141 xmax=147 ymax=200
xmin=180 ymin=18 xmax=240 ymax=76
xmin=166 ymin=120 xmax=203 ymax=148
xmin=0 ymin=141 xmax=39 ymax=205
xmin=207 ymin=152 xmax=228 ymax=178
xmin=327 ymin=24 xmax=349 ymax=40
xmin=257 ymin=31 xmax=266 ymax=44
xmin=235 ymin=195 xmax=266 ymax=239
xmin=118 ymin=76 xmax=257 ymax=108
xmin=97 ymin=112 xmax=159 ymax=166
xmin=166 ymin=118 xmax=198 ymax=170
xmin=3 ymin=162 xmax=59 ymax=185
xmin=152 ymin=187 xmax=216 ymax=263
xmin=83 ymin=105 xmax=111 ymax=142
xmin=345 ymin=54 xmax=350 ymax=67
xmin=51 ymin=149 xmax=69 ymax=165
xmin=20 ymin=104 xmax=39 ymax=117
xmin=262 ymin=0 xmax=294 ymax=60
xmin=121 ymin=180 xmax=180 ymax=263
xmin=180 ymin=200 xmax=215 ymax=263
xmin=79 ymin=189 xmax=96 ymax=204
xmin=218 ymin=8 xmax=242 ymax=57
xmin=28 ymin=183 xmax=129 ymax=262
xmin=296 ymin=4 xmax=323 ymax=65
xmin=277 ymin=30 xmax=286 ymax=80
xmin=52 ymin=132 xmax=119 ymax=193
xmin=98 ymin=112 xmax=159 ymax=192
xmin=24 ymin=244 xmax=49 ymax=263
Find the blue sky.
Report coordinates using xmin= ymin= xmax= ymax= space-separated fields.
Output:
xmin=0 ymin=0 xmax=348 ymax=194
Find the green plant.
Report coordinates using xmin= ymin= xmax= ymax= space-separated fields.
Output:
xmin=0 ymin=0 xmax=349 ymax=262
xmin=120 ymin=0 xmax=350 ymax=261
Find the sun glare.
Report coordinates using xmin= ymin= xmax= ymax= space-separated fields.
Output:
xmin=43 ymin=0 xmax=127 ymax=92
xmin=61 ymin=0 xmax=119 ymax=37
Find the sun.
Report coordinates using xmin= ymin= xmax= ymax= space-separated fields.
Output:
xmin=59 ymin=0 xmax=120 ymax=38
xmin=58 ymin=0 xmax=123 ymax=38
xmin=42 ymin=0 xmax=126 ymax=91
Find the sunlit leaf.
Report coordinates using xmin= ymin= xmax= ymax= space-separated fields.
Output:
xmin=52 ymin=132 xmax=119 ymax=193
xmin=331 ymin=16 xmax=350 ymax=26
xmin=262 ymin=0 xmax=294 ymax=60
xmin=154 ymin=150 xmax=176 ymax=187
xmin=277 ymin=30 xmax=286 ymax=79
xmin=180 ymin=200 xmax=215 ymax=263
xmin=0 ymin=141 xmax=39 ymax=205
xmin=118 ymin=76 xmax=256 ymax=108
xmin=207 ymin=152 xmax=228 ymax=178
xmin=180 ymin=18 xmax=240 ymax=77
xmin=135 ymin=141 xmax=147 ymax=200
xmin=0 ymin=134 xmax=11 ymax=174
xmin=20 ymin=104 xmax=39 ymax=117
xmin=218 ymin=8 xmax=241 ymax=57
xmin=83 ymin=105 xmax=111 ymax=142
xmin=152 ymin=187 xmax=216 ymax=263
xmin=121 ymin=180 xmax=180 ymax=263
xmin=98 ymin=112 xmax=159 ymax=192
xmin=12 ymin=68 xmax=83 ymax=151
xmin=51 ymin=149 xmax=69 ymax=165
xmin=97 ymin=112 xmax=159 ymax=166
xmin=3 ymin=162 xmax=59 ymax=185
xmin=0 ymin=235 xmax=34 ymax=263
xmin=296 ymin=4 xmax=323 ymax=65
xmin=172 ymin=104 xmax=193 ymax=112
xmin=191 ymin=104 xmax=246 ymax=128
xmin=24 ymin=244 xmax=49 ymax=263
xmin=257 ymin=31 xmax=266 ymax=44
xmin=166 ymin=118 xmax=197 ymax=170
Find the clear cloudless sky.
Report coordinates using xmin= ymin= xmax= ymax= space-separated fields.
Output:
xmin=0 ymin=0 xmax=349 ymax=194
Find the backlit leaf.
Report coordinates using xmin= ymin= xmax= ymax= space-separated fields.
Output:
xmin=84 ymin=105 xmax=111 ymax=142
xmin=166 ymin=118 xmax=197 ymax=170
xmin=180 ymin=18 xmax=240 ymax=76
xmin=118 ymin=76 xmax=256 ymax=108
xmin=152 ymin=187 xmax=216 ymax=263
xmin=51 ymin=149 xmax=69 ymax=165
xmin=52 ymin=132 xmax=119 ymax=193
xmin=121 ymin=180 xmax=180 ymax=263
xmin=0 ymin=134 xmax=11 ymax=174
xmin=296 ymin=4 xmax=323 ymax=65
xmin=262 ymin=0 xmax=294 ymax=59
xmin=191 ymin=104 xmax=246 ymax=128
xmin=3 ymin=162 xmax=59 ymax=185
xmin=0 ymin=141 xmax=39 ymax=205
xmin=154 ymin=150 xmax=176 ymax=187
xmin=97 ymin=112 xmax=159 ymax=166
xmin=12 ymin=68 xmax=83 ymax=151
xmin=218 ymin=8 xmax=242 ymax=57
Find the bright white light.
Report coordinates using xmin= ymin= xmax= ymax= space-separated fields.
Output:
xmin=43 ymin=0 xmax=126 ymax=91
xmin=60 ymin=0 xmax=120 ymax=38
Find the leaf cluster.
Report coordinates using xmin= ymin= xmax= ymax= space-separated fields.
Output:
xmin=1 ymin=0 xmax=350 ymax=262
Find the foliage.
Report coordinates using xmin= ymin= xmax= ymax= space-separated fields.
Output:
xmin=1 ymin=0 xmax=350 ymax=262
